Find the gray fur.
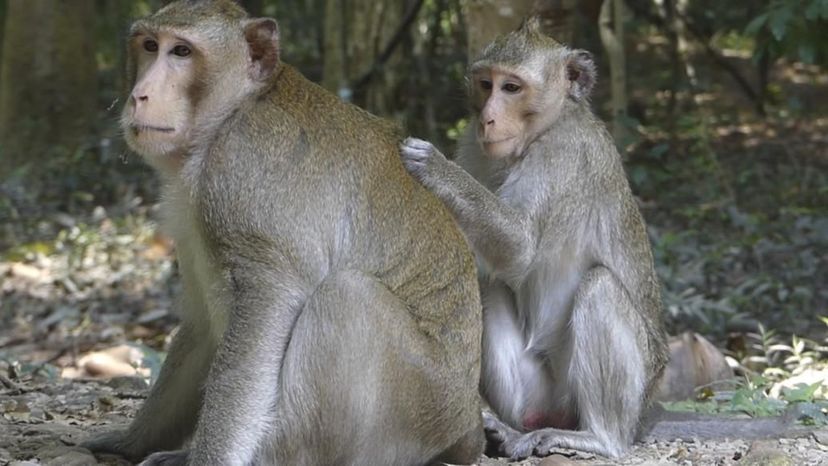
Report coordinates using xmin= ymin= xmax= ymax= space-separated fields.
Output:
xmin=400 ymin=23 xmax=668 ymax=460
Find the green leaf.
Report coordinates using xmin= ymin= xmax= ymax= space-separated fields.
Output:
xmin=660 ymin=400 xmax=719 ymax=414
xmin=745 ymin=13 xmax=768 ymax=36
xmin=805 ymin=0 xmax=821 ymax=20
xmin=769 ymin=7 xmax=793 ymax=41
xmin=798 ymin=43 xmax=816 ymax=64
xmin=783 ymin=382 xmax=822 ymax=403
xmin=649 ymin=143 xmax=670 ymax=159
xmin=790 ymin=402 xmax=828 ymax=426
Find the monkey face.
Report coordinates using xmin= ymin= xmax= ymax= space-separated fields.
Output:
xmin=122 ymin=30 xmax=200 ymax=170
xmin=122 ymin=7 xmax=280 ymax=174
xmin=470 ymin=68 xmax=528 ymax=159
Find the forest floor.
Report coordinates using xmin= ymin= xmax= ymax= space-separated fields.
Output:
xmin=0 ymin=376 xmax=827 ymax=465
xmin=0 ymin=374 xmax=827 ymax=466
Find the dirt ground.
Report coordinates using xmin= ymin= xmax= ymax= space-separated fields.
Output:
xmin=1 ymin=376 xmax=827 ymax=466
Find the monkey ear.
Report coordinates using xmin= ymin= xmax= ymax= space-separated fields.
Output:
xmin=244 ymin=18 xmax=280 ymax=81
xmin=566 ymin=50 xmax=596 ymax=101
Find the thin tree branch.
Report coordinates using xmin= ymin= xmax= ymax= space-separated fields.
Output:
xmin=352 ymin=0 xmax=426 ymax=92
xmin=625 ymin=0 xmax=764 ymax=114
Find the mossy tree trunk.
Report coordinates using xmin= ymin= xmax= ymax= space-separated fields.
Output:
xmin=0 ymin=0 xmax=97 ymax=177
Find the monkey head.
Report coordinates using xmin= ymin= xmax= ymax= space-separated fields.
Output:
xmin=121 ymin=0 xmax=280 ymax=173
xmin=467 ymin=17 xmax=596 ymax=160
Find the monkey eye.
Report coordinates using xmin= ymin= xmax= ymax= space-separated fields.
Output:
xmin=172 ymin=45 xmax=192 ymax=57
xmin=143 ymin=39 xmax=159 ymax=53
xmin=479 ymin=79 xmax=493 ymax=91
xmin=502 ymin=83 xmax=522 ymax=94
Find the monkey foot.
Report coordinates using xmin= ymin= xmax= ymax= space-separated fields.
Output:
xmin=139 ymin=449 xmax=188 ymax=466
xmin=483 ymin=412 xmax=569 ymax=460
xmin=81 ymin=430 xmax=145 ymax=463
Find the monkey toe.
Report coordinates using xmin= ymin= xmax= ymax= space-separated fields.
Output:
xmin=532 ymin=432 xmax=565 ymax=458
xmin=138 ymin=449 xmax=188 ymax=466
xmin=502 ymin=433 xmax=539 ymax=461
xmin=482 ymin=411 xmax=514 ymax=442
xmin=482 ymin=412 xmax=533 ymax=459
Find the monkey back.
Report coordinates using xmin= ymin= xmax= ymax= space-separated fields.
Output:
xmin=197 ymin=64 xmax=482 ymax=362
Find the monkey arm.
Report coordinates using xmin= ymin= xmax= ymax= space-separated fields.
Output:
xmin=186 ymin=262 xmax=308 ymax=466
xmin=401 ymin=138 xmax=536 ymax=281
xmin=82 ymin=322 xmax=213 ymax=462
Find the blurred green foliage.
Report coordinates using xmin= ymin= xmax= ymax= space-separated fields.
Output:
xmin=746 ymin=0 xmax=828 ymax=65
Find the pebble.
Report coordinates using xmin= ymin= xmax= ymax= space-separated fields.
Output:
xmin=741 ymin=440 xmax=794 ymax=466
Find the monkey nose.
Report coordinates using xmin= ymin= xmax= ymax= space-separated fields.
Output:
xmin=132 ymin=93 xmax=149 ymax=106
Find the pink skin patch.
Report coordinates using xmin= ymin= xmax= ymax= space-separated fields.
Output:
xmin=522 ymin=410 xmax=577 ymax=431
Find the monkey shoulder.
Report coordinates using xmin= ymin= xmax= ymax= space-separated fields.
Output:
xmin=195 ymin=65 xmax=469 ymax=279
xmin=265 ymin=65 xmax=400 ymax=149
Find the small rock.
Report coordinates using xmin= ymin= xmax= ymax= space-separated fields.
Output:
xmin=476 ymin=456 xmax=509 ymax=465
xmin=44 ymin=449 xmax=98 ymax=466
xmin=741 ymin=440 xmax=794 ymax=466
xmin=539 ymin=454 xmax=577 ymax=466
xmin=104 ymin=376 xmax=149 ymax=392
xmin=813 ymin=428 xmax=828 ymax=445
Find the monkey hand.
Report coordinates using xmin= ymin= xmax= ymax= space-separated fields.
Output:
xmin=138 ymin=449 xmax=188 ymax=466
xmin=81 ymin=429 xmax=145 ymax=463
xmin=400 ymin=137 xmax=448 ymax=187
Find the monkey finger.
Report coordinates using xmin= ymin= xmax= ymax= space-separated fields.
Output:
xmin=400 ymin=146 xmax=432 ymax=163
xmin=401 ymin=137 xmax=434 ymax=152
xmin=403 ymin=160 xmax=425 ymax=175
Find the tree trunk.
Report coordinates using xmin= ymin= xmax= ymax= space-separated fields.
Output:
xmin=0 ymin=1 xmax=6 ymax=67
xmin=465 ymin=0 xmax=577 ymax=59
xmin=531 ymin=0 xmax=578 ymax=44
xmin=0 ymin=0 xmax=97 ymax=176
xmin=599 ymin=0 xmax=628 ymax=142
xmin=322 ymin=0 xmax=407 ymax=116
xmin=465 ymin=0 xmax=533 ymax=59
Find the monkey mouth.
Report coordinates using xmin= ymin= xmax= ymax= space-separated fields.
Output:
xmin=131 ymin=124 xmax=175 ymax=134
xmin=481 ymin=136 xmax=515 ymax=144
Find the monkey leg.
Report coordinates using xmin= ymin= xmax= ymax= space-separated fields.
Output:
xmin=83 ymin=323 xmax=215 ymax=462
xmin=267 ymin=271 xmax=483 ymax=466
xmin=480 ymin=281 xmax=558 ymax=430
xmin=492 ymin=266 xmax=646 ymax=459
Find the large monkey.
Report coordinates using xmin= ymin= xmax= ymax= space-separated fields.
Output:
xmin=82 ymin=1 xmax=484 ymax=465
xmin=400 ymin=18 xmax=669 ymax=459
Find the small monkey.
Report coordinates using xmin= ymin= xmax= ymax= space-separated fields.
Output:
xmin=401 ymin=18 xmax=668 ymax=459
xmin=82 ymin=1 xmax=484 ymax=465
